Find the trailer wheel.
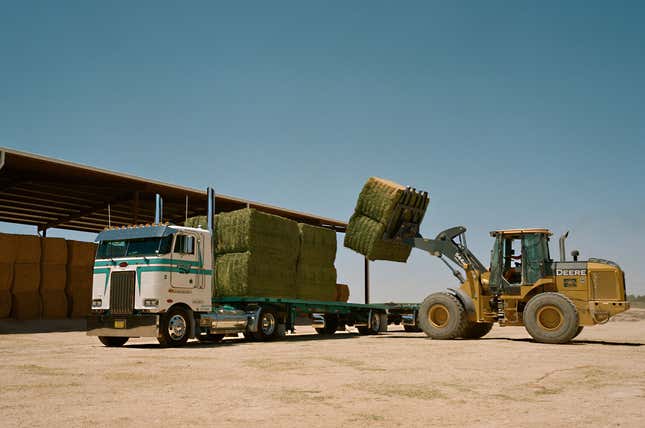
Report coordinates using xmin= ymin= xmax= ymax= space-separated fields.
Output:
xmin=461 ymin=322 xmax=493 ymax=339
xmin=418 ymin=292 xmax=467 ymax=339
xmin=403 ymin=325 xmax=422 ymax=333
xmin=197 ymin=333 xmax=225 ymax=343
xmin=98 ymin=336 xmax=129 ymax=347
xmin=158 ymin=306 xmax=191 ymax=347
xmin=315 ymin=315 xmax=339 ymax=335
xmin=357 ymin=312 xmax=387 ymax=335
xmin=253 ymin=308 xmax=285 ymax=341
xmin=523 ymin=293 xmax=579 ymax=344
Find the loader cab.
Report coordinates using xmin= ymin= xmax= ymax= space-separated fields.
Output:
xmin=489 ymin=229 xmax=553 ymax=293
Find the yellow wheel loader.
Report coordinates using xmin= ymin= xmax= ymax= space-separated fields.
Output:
xmin=385 ymin=189 xmax=629 ymax=344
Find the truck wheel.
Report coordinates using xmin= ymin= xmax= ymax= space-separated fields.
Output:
xmin=573 ymin=326 xmax=584 ymax=339
xmin=315 ymin=315 xmax=339 ymax=335
xmin=197 ymin=333 xmax=225 ymax=343
xmin=253 ymin=309 xmax=285 ymax=341
xmin=158 ymin=306 xmax=191 ymax=347
xmin=98 ymin=336 xmax=129 ymax=347
xmin=403 ymin=325 xmax=422 ymax=333
xmin=357 ymin=312 xmax=386 ymax=335
xmin=523 ymin=293 xmax=579 ymax=344
xmin=461 ymin=322 xmax=493 ymax=339
xmin=418 ymin=292 xmax=467 ymax=339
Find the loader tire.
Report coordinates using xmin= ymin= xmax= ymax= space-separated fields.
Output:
xmin=418 ymin=292 xmax=468 ymax=339
xmin=461 ymin=322 xmax=493 ymax=339
xmin=523 ymin=293 xmax=579 ymax=344
xmin=403 ymin=325 xmax=422 ymax=333
xmin=572 ymin=326 xmax=584 ymax=339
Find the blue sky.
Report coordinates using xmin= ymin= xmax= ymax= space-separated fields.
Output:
xmin=1 ymin=1 xmax=644 ymax=299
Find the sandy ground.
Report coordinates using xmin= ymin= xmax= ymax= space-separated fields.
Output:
xmin=1 ymin=310 xmax=644 ymax=428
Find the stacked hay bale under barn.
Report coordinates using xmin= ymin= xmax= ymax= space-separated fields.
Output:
xmin=66 ymin=240 xmax=97 ymax=318
xmin=11 ymin=234 xmax=42 ymax=319
xmin=212 ymin=208 xmax=300 ymax=298
xmin=40 ymin=238 xmax=68 ymax=319
xmin=296 ymin=223 xmax=337 ymax=301
xmin=344 ymin=177 xmax=429 ymax=262
xmin=335 ymin=283 xmax=350 ymax=302
xmin=0 ymin=234 xmax=17 ymax=318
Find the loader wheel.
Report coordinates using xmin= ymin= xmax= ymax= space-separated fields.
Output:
xmin=572 ymin=326 xmax=584 ymax=339
xmin=403 ymin=324 xmax=422 ymax=333
xmin=418 ymin=292 xmax=467 ymax=339
xmin=315 ymin=316 xmax=339 ymax=335
xmin=157 ymin=306 xmax=191 ymax=347
xmin=461 ymin=322 xmax=493 ymax=339
xmin=98 ymin=336 xmax=129 ymax=347
xmin=523 ymin=293 xmax=579 ymax=344
xmin=253 ymin=309 xmax=286 ymax=341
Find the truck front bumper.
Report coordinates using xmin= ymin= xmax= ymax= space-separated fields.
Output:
xmin=87 ymin=314 xmax=159 ymax=338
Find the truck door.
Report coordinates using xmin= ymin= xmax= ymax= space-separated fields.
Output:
xmin=170 ymin=233 xmax=198 ymax=289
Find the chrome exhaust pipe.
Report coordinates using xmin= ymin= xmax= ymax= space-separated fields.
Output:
xmin=155 ymin=194 xmax=163 ymax=224
xmin=559 ymin=231 xmax=569 ymax=262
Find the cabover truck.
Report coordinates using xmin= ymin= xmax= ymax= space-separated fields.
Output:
xmin=87 ymin=189 xmax=388 ymax=347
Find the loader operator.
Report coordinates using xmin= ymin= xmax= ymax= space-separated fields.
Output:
xmin=503 ymin=250 xmax=522 ymax=284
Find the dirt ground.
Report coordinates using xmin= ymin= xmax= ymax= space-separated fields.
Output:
xmin=1 ymin=310 xmax=644 ymax=428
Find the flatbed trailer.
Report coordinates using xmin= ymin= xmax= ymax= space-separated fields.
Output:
xmin=211 ymin=297 xmax=389 ymax=339
xmin=382 ymin=303 xmax=423 ymax=332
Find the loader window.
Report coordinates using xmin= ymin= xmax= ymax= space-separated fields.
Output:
xmin=522 ymin=234 xmax=549 ymax=284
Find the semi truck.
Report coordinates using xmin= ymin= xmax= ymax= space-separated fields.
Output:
xmin=87 ymin=189 xmax=388 ymax=347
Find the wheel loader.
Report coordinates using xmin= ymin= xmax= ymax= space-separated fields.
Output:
xmin=385 ymin=188 xmax=630 ymax=344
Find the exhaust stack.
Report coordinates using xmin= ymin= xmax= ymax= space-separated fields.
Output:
xmin=155 ymin=194 xmax=163 ymax=224
xmin=559 ymin=231 xmax=569 ymax=262
xmin=207 ymin=187 xmax=216 ymax=234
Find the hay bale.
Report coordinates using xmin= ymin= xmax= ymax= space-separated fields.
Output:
xmin=41 ymin=291 xmax=68 ymax=319
xmin=11 ymin=292 xmax=41 ymax=320
xmin=297 ymin=224 xmax=337 ymax=265
xmin=336 ymin=284 xmax=350 ymax=302
xmin=215 ymin=208 xmax=300 ymax=259
xmin=0 ymin=262 xmax=13 ymax=291
xmin=185 ymin=216 xmax=208 ymax=228
xmin=41 ymin=238 xmax=68 ymax=265
xmin=0 ymin=233 xmax=17 ymax=264
xmin=344 ymin=177 xmax=429 ymax=262
xmin=215 ymin=252 xmax=296 ymax=298
xmin=12 ymin=263 xmax=40 ymax=293
xmin=295 ymin=223 xmax=337 ymax=301
xmin=67 ymin=240 xmax=97 ymax=267
xmin=0 ymin=290 xmax=11 ymax=318
xmin=295 ymin=267 xmax=337 ymax=301
xmin=13 ymin=234 xmax=41 ymax=264
xmin=41 ymin=264 xmax=66 ymax=291
xmin=68 ymin=289 xmax=91 ymax=318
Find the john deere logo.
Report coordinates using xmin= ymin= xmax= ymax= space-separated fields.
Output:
xmin=556 ymin=269 xmax=586 ymax=276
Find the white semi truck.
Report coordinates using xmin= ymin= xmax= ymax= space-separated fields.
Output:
xmin=87 ymin=189 xmax=390 ymax=347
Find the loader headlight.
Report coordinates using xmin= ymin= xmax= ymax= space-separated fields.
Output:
xmin=143 ymin=298 xmax=159 ymax=307
xmin=92 ymin=299 xmax=102 ymax=308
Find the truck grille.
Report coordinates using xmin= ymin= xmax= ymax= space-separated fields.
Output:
xmin=110 ymin=271 xmax=136 ymax=315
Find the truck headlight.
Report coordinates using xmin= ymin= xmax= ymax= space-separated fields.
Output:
xmin=143 ymin=298 xmax=159 ymax=307
xmin=92 ymin=299 xmax=102 ymax=308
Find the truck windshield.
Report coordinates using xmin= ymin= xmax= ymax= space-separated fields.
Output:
xmin=96 ymin=236 xmax=174 ymax=259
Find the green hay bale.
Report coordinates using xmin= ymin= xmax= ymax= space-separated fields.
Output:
xmin=344 ymin=177 xmax=429 ymax=262
xmin=297 ymin=223 xmax=337 ymax=265
xmin=215 ymin=252 xmax=296 ymax=298
xmin=295 ymin=266 xmax=337 ymax=301
xmin=184 ymin=216 xmax=208 ymax=228
xmin=215 ymin=208 xmax=300 ymax=261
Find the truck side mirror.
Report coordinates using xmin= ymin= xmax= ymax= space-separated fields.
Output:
xmin=571 ymin=250 xmax=579 ymax=262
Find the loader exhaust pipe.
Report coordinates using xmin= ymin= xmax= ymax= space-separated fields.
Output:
xmin=559 ymin=231 xmax=569 ymax=262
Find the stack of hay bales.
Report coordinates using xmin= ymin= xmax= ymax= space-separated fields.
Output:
xmin=295 ymin=224 xmax=337 ymax=301
xmin=335 ymin=283 xmax=350 ymax=302
xmin=11 ymin=235 xmax=42 ymax=319
xmin=184 ymin=216 xmax=208 ymax=228
xmin=344 ymin=177 xmax=429 ymax=262
xmin=66 ymin=240 xmax=97 ymax=318
xmin=40 ymin=238 xmax=68 ymax=318
xmin=0 ymin=234 xmax=17 ymax=318
xmin=213 ymin=208 xmax=300 ymax=298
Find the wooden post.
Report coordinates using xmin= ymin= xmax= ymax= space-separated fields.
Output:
xmin=364 ymin=257 xmax=370 ymax=304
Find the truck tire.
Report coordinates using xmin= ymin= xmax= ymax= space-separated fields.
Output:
xmin=315 ymin=315 xmax=339 ymax=335
xmin=197 ymin=333 xmax=225 ymax=343
xmin=523 ymin=292 xmax=579 ymax=344
xmin=418 ymin=292 xmax=467 ymax=339
xmin=157 ymin=306 xmax=191 ymax=347
xmin=253 ymin=308 xmax=285 ymax=341
xmin=357 ymin=312 xmax=386 ymax=335
xmin=461 ymin=322 xmax=493 ymax=339
xmin=403 ymin=325 xmax=422 ymax=333
xmin=573 ymin=325 xmax=584 ymax=339
xmin=98 ymin=336 xmax=129 ymax=347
